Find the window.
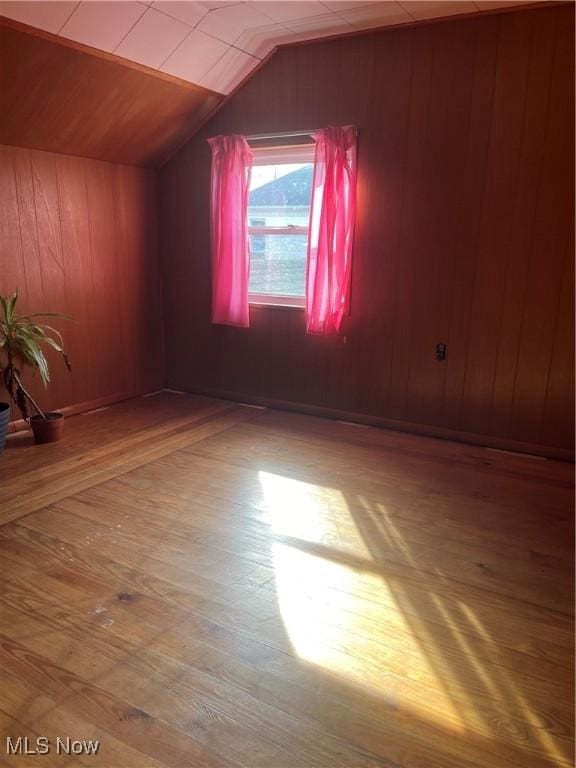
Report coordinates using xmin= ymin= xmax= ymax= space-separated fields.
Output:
xmin=248 ymin=143 xmax=314 ymax=308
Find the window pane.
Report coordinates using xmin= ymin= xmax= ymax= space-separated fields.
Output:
xmin=248 ymin=163 xmax=312 ymax=228
xmin=248 ymin=161 xmax=312 ymax=298
xmin=249 ymin=234 xmax=307 ymax=297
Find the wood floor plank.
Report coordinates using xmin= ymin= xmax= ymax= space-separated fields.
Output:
xmin=0 ymin=713 xmax=69 ymax=768
xmin=0 ymin=398 xmax=257 ymax=524
xmin=0 ymin=669 xmax=169 ymax=768
xmin=1 ymin=528 xmax=571 ymax=768
xmin=1 ymin=392 xmax=211 ymax=478
xmin=0 ymin=590 xmax=556 ymax=768
xmin=0 ymin=601 xmax=389 ymax=768
xmin=1 ymin=527 xmax=570 ymax=722
xmin=0 ymin=393 xmax=573 ymax=768
xmin=0 ymin=520 xmax=570 ymax=690
xmin=107 ymin=465 xmax=572 ymax=561
xmin=0 ymin=633 xmax=238 ymax=768
xmin=48 ymin=489 xmax=576 ymax=652
xmin=14 ymin=502 xmax=572 ymax=669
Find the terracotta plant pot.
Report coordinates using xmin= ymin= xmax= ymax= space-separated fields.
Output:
xmin=0 ymin=402 xmax=9 ymax=454
xmin=30 ymin=412 xmax=65 ymax=444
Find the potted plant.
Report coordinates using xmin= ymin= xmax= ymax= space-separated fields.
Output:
xmin=0 ymin=291 xmax=72 ymax=448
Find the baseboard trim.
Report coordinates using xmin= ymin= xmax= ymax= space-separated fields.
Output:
xmin=180 ymin=385 xmax=574 ymax=462
xmin=6 ymin=389 xmax=155 ymax=434
xmin=8 ymin=384 xmax=572 ymax=461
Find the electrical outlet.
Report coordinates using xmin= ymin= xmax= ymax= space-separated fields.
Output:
xmin=436 ymin=343 xmax=446 ymax=361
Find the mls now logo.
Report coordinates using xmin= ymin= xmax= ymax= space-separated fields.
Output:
xmin=56 ymin=737 xmax=100 ymax=755
xmin=6 ymin=737 xmax=100 ymax=755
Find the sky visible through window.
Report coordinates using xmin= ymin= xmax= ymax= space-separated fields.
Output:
xmin=248 ymin=163 xmax=312 ymax=298
xmin=250 ymin=163 xmax=307 ymax=192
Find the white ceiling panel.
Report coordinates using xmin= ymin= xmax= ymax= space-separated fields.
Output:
xmin=114 ymin=7 xmax=190 ymax=68
xmin=398 ymin=1 xmax=477 ymax=21
xmin=340 ymin=1 xmax=412 ymax=29
xmin=253 ymin=0 xmax=328 ymax=24
xmin=160 ymin=27 xmax=229 ymax=81
xmin=152 ymin=1 xmax=207 ymax=27
xmin=199 ymin=45 xmax=259 ymax=93
xmin=0 ymin=0 xmax=77 ymax=33
xmin=198 ymin=2 xmax=271 ymax=44
xmin=322 ymin=1 xmax=384 ymax=9
xmin=60 ymin=2 xmax=146 ymax=53
xmin=201 ymin=1 xmax=241 ymax=8
xmin=286 ymin=13 xmax=355 ymax=37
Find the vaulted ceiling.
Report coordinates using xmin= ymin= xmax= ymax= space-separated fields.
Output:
xmin=0 ymin=0 xmax=542 ymax=166
xmin=1 ymin=0 xmax=539 ymax=94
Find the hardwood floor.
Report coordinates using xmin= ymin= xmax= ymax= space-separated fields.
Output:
xmin=0 ymin=391 xmax=573 ymax=768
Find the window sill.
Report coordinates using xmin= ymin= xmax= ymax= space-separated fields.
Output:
xmin=249 ymin=296 xmax=305 ymax=311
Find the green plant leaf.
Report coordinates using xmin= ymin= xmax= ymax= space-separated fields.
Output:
xmin=0 ymin=291 xmax=17 ymax=325
xmin=19 ymin=312 xmax=75 ymax=322
xmin=0 ymin=291 xmax=73 ymax=417
xmin=42 ymin=336 xmax=65 ymax=354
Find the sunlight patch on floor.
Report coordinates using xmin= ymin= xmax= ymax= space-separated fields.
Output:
xmin=258 ymin=470 xmax=371 ymax=558
xmin=259 ymin=470 xmax=467 ymax=733
xmin=270 ymin=541 xmax=469 ymax=732
xmin=259 ymin=470 xmax=572 ymax=765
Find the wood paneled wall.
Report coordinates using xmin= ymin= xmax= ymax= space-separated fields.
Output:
xmin=0 ymin=145 xmax=163 ymax=419
xmin=159 ymin=4 xmax=575 ymax=457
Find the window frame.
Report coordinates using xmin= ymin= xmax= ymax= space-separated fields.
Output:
xmin=247 ymin=142 xmax=314 ymax=310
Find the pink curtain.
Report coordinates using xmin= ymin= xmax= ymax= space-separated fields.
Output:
xmin=306 ymin=126 xmax=358 ymax=335
xmin=207 ymin=135 xmax=253 ymax=327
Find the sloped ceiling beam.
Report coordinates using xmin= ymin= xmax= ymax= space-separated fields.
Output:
xmin=0 ymin=16 xmax=224 ymax=167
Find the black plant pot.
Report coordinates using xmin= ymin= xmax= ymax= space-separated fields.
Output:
xmin=0 ymin=402 xmax=10 ymax=454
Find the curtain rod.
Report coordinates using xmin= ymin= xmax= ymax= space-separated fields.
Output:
xmin=246 ymin=129 xmax=319 ymax=141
